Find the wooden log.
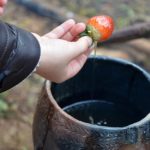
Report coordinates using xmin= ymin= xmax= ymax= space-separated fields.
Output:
xmin=100 ymin=22 xmax=150 ymax=46
xmin=14 ymin=0 xmax=65 ymax=24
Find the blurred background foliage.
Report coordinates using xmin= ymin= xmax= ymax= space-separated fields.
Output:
xmin=0 ymin=0 xmax=150 ymax=149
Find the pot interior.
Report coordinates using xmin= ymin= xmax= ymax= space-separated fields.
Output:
xmin=51 ymin=57 xmax=150 ymax=127
xmin=63 ymin=100 xmax=143 ymax=127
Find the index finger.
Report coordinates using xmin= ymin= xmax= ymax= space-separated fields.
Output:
xmin=44 ymin=19 xmax=75 ymax=39
xmin=62 ymin=23 xmax=86 ymax=41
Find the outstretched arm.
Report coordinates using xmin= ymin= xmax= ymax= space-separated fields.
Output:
xmin=0 ymin=19 xmax=92 ymax=92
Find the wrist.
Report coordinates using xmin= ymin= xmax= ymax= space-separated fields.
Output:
xmin=32 ymin=33 xmax=46 ymax=77
xmin=31 ymin=33 xmax=41 ymax=73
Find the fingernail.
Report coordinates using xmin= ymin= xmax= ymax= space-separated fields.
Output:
xmin=83 ymin=36 xmax=92 ymax=47
xmin=67 ymin=19 xmax=75 ymax=24
xmin=78 ymin=23 xmax=86 ymax=28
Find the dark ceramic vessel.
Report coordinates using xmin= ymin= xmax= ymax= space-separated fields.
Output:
xmin=33 ymin=56 xmax=150 ymax=150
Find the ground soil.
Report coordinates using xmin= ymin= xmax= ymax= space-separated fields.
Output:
xmin=0 ymin=0 xmax=150 ymax=150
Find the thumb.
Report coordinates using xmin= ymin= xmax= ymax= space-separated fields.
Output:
xmin=68 ymin=36 xmax=92 ymax=60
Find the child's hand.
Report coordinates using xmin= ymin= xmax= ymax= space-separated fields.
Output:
xmin=0 ymin=0 xmax=7 ymax=15
xmin=33 ymin=19 xmax=92 ymax=83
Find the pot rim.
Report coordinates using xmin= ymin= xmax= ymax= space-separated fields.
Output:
xmin=46 ymin=56 xmax=150 ymax=131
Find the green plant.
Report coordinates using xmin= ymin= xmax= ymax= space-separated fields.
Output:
xmin=0 ymin=99 xmax=9 ymax=117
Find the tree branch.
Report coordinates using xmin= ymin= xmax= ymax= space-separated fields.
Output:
xmin=99 ymin=22 xmax=150 ymax=46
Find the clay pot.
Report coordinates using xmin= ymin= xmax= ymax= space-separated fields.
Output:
xmin=33 ymin=56 xmax=150 ymax=150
